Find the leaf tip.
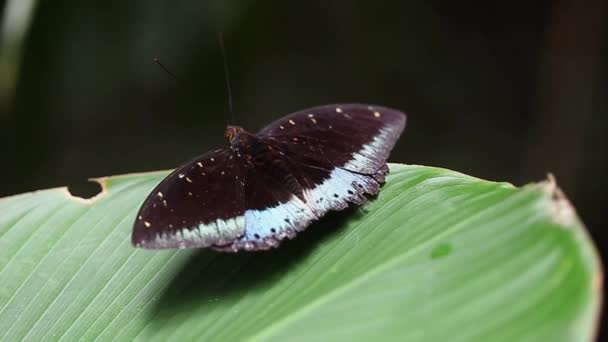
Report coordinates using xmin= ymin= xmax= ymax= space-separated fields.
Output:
xmin=538 ymin=173 xmax=579 ymax=227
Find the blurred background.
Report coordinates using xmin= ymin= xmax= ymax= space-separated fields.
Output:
xmin=0 ymin=0 xmax=606 ymax=328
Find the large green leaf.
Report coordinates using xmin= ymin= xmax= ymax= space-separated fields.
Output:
xmin=0 ymin=164 xmax=601 ymax=341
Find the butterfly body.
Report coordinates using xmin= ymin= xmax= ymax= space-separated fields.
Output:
xmin=133 ymin=104 xmax=406 ymax=252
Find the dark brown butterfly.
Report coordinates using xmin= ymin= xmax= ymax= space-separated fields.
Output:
xmin=132 ymin=104 xmax=406 ymax=251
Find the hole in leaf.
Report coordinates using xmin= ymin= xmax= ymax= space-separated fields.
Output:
xmin=67 ymin=180 xmax=103 ymax=200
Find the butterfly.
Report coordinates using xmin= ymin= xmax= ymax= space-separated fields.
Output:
xmin=132 ymin=104 xmax=406 ymax=252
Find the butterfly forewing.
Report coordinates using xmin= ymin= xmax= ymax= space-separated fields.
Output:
xmin=132 ymin=149 xmax=245 ymax=249
xmin=258 ymin=104 xmax=406 ymax=174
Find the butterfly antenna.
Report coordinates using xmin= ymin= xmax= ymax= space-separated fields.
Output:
xmin=153 ymin=58 xmax=178 ymax=80
xmin=218 ymin=32 xmax=235 ymax=124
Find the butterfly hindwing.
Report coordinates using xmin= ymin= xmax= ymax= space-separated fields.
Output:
xmin=211 ymin=145 xmax=318 ymax=251
xmin=213 ymin=140 xmax=382 ymax=251
xmin=132 ymin=149 xmax=245 ymax=249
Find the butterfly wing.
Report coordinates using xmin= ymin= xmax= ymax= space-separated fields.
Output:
xmin=134 ymin=104 xmax=406 ymax=252
xmin=132 ymin=149 xmax=245 ymax=249
xmin=257 ymin=104 xmax=406 ymax=175
xmin=213 ymin=157 xmax=317 ymax=251
xmin=215 ymin=104 xmax=405 ymax=251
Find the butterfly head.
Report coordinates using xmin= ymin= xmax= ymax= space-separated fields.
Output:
xmin=226 ymin=125 xmax=260 ymax=150
xmin=225 ymin=125 xmax=245 ymax=143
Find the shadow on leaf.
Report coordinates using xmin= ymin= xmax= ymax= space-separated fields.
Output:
xmin=148 ymin=206 xmax=364 ymax=321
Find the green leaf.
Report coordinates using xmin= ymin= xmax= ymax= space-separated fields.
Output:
xmin=0 ymin=164 xmax=601 ymax=341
